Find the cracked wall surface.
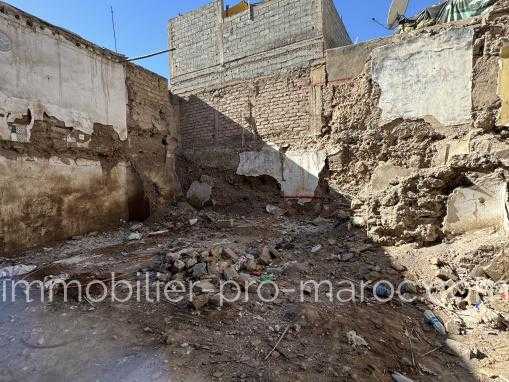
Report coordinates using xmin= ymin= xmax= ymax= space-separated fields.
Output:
xmin=498 ymin=41 xmax=509 ymax=126
xmin=237 ymin=147 xmax=327 ymax=201
xmin=372 ymin=28 xmax=474 ymax=126
xmin=0 ymin=3 xmax=180 ymax=255
xmin=0 ymin=156 xmax=132 ymax=254
xmin=0 ymin=9 xmax=127 ymax=142
xmin=177 ymin=5 xmax=509 ymax=245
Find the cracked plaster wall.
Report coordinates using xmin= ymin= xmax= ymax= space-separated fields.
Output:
xmin=0 ymin=10 xmax=127 ymax=143
xmin=0 ymin=4 xmax=180 ymax=255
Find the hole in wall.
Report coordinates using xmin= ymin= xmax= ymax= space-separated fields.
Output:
xmin=127 ymin=168 xmax=151 ymax=222
xmin=129 ymin=192 xmax=151 ymax=222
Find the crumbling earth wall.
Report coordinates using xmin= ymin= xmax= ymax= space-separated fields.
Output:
xmin=125 ymin=64 xmax=181 ymax=215
xmin=176 ymin=2 xmax=509 ymax=246
xmin=0 ymin=3 xmax=180 ymax=255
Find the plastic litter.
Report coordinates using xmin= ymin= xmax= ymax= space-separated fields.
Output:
xmin=392 ymin=372 xmax=415 ymax=382
xmin=374 ymin=282 xmax=393 ymax=298
xmin=259 ymin=273 xmax=275 ymax=284
xmin=424 ymin=310 xmax=446 ymax=335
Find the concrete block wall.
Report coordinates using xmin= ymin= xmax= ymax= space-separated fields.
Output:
xmin=179 ymin=69 xmax=315 ymax=165
xmin=169 ymin=0 xmax=350 ymax=94
xmin=222 ymin=0 xmax=321 ymax=63
xmin=322 ymin=0 xmax=350 ymax=49
xmin=169 ymin=3 xmax=220 ymax=78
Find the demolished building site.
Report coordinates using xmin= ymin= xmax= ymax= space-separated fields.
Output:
xmin=0 ymin=0 xmax=508 ymax=380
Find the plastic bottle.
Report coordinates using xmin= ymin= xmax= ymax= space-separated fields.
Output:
xmin=392 ymin=372 xmax=415 ymax=382
xmin=424 ymin=310 xmax=446 ymax=336
xmin=374 ymin=283 xmax=392 ymax=298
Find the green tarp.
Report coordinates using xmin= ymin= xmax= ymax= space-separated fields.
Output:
xmin=412 ymin=0 xmax=496 ymax=27
xmin=437 ymin=0 xmax=497 ymax=22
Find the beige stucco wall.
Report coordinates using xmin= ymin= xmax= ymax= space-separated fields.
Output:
xmin=0 ymin=156 xmax=132 ymax=253
xmin=372 ymin=28 xmax=474 ymax=126
xmin=444 ymin=176 xmax=508 ymax=236
xmin=0 ymin=11 xmax=127 ymax=142
xmin=0 ymin=4 xmax=181 ymax=255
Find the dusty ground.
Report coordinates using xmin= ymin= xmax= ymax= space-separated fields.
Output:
xmin=1 ymin=191 xmax=507 ymax=382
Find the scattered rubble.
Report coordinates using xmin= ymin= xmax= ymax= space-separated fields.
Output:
xmin=355 ymin=167 xmax=464 ymax=246
xmin=265 ymin=204 xmax=285 ymax=216
xmin=392 ymin=372 xmax=415 ymax=382
xmin=346 ymin=330 xmax=368 ymax=347
xmin=2 ymin=198 xmax=507 ymax=381
xmin=127 ymin=232 xmax=142 ymax=241
xmin=0 ymin=264 xmax=36 ymax=278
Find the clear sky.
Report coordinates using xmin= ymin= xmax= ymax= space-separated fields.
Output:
xmin=4 ymin=0 xmax=439 ymax=78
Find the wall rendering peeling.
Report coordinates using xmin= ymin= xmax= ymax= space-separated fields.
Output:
xmin=283 ymin=150 xmax=327 ymax=201
xmin=236 ymin=147 xmax=326 ymax=202
xmin=0 ymin=3 xmax=180 ymax=255
xmin=178 ymin=11 xmax=509 ymax=244
xmin=443 ymin=175 xmax=509 ymax=235
xmin=361 ymin=161 xmax=414 ymax=196
xmin=372 ymin=28 xmax=474 ymax=126
xmin=0 ymin=12 xmax=127 ymax=141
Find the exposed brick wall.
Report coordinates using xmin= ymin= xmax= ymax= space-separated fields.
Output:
xmin=178 ymin=68 xmax=318 ymax=171
xmin=169 ymin=0 xmax=350 ymax=95
xmin=177 ymin=16 xmax=508 ymax=198
xmin=253 ymin=72 xmax=314 ymax=146
xmin=222 ymin=0 xmax=321 ymax=63
xmin=126 ymin=64 xmax=178 ymax=134
xmin=179 ymin=83 xmax=255 ymax=152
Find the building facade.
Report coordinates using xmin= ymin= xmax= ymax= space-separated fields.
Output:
xmin=169 ymin=0 xmax=351 ymax=94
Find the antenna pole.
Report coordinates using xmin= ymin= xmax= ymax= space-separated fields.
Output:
xmin=110 ymin=5 xmax=118 ymax=53
xmin=371 ymin=18 xmax=390 ymax=30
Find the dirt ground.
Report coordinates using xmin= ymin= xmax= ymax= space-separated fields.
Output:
xmin=0 ymin=184 xmax=507 ymax=382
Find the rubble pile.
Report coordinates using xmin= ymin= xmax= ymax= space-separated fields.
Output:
xmin=354 ymin=167 xmax=465 ymax=246
xmin=420 ymin=243 xmax=508 ymax=328
xmin=156 ymin=244 xmax=279 ymax=309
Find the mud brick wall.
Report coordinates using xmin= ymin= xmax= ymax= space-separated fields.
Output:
xmin=169 ymin=0 xmax=350 ymax=95
xmin=177 ymin=5 xmax=509 ymax=245
xmin=126 ymin=64 xmax=180 ymax=214
xmin=0 ymin=2 xmax=180 ymax=255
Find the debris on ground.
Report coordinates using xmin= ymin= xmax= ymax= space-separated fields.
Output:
xmin=346 ymin=330 xmax=368 ymax=347
xmin=266 ymin=204 xmax=285 ymax=216
xmin=0 ymin=264 xmax=36 ymax=278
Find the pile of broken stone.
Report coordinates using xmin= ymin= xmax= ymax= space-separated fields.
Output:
xmin=419 ymin=250 xmax=508 ymax=336
xmin=155 ymin=244 xmax=279 ymax=310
